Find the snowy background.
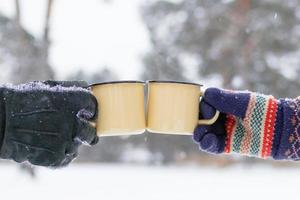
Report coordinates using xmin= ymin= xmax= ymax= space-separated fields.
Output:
xmin=0 ymin=0 xmax=149 ymax=80
xmin=2 ymin=162 xmax=300 ymax=200
xmin=0 ymin=0 xmax=300 ymax=199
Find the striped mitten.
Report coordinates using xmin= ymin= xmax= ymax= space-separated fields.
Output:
xmin=193 ymin=88 xmax=300 ymax=160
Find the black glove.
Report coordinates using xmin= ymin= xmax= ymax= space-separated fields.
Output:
xmin=0 ymin=81 xmax=98 ymax=167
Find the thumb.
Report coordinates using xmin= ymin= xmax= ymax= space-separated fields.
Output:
xmin=203 ymin=87 xmax=251 ymax=118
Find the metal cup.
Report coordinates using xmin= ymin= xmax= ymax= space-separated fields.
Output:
xmin=146 ymin=81 xmax=219 ymax=135
xmin=91 ymin=81 xmax=146 ymax=136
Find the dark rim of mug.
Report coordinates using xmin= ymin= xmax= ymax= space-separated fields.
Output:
xmin=88 ymin=80 xmax=145 ymax=87
xmin=147 ymin=80 xmax=202 ymax=86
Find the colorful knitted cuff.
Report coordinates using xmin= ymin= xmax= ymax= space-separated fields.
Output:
xmin=224 ymin=93 xmax=281 ymax=159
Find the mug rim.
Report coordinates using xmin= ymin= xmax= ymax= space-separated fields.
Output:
xmin=147 ymin=80 xmax=202 ymax=86
xmin=89 ymin=80 xmax=145 ymax=87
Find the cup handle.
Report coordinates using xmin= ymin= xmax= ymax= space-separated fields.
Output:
xmin=198 ymin=89 xmax=220 ymax=125
xmin=198 ymin=110 xmax=220 ymax=125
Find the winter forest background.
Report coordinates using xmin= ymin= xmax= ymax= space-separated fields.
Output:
xmin=0 ymin=0 xmax=299 ymax=183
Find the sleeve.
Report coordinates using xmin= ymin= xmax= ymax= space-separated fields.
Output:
xmin=272 ymin=98 xmax=300 ymax=160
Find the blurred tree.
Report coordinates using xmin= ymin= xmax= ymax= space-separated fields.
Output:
xmin=67 ymin=68 xmax=118 ymax=84
xmin=142 ymin=49 xmax=186 ymax=81
xmin=15 ymin=0 xmax=20 ymax=23
xmin=0 ymin=0 xmax=54 ymax=84
xmin=142 ymin=0 xmax=300 ymax=97
xmin=141 ymin=0 xmax=300 ymax=164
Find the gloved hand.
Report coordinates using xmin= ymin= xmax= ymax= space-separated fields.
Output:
xmin=0 ymin=81 xmax=98 ymax=167
xmin=194 ymin=88 xmax=300 ymax=161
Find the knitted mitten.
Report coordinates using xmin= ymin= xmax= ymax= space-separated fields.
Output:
xmin=193 ymin=88 xmax=300 ymax=160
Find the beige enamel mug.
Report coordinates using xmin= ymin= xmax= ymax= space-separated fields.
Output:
xmin=147 ymin=81 xmax=219 ymax=135
xmin=91 ymin=81 xmax=146 ymax=136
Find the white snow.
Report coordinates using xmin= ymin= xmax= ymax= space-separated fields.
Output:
xmin=3 ymin=81 xmax=91 ymax=92
xmin=1 ymin=163 xmax=299 ymax=200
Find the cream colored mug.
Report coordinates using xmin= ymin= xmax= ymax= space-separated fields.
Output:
xmin=146 ymin=81 xmax=219 ymax=135
xmin=91 ymin=81 xmax=146 ymax=136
